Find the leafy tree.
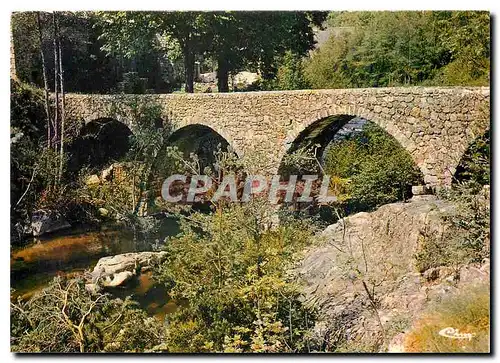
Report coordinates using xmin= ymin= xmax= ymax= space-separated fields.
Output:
xmin=303 ymin=30 xmax=356 ymax=89
xmin=12 ymin=11 xmax=123 ymax=93
xmin=433 ymin=11 xmax=490 ymax=85
xmin=208 ymin=11 xmax=325 ymax=92
xmin=97 ymin=11 xmax=212 ymax=93
xmin=262 ymin=51 xmax=310 ymax=90
xmin=97 ymin=11 xmax=326 ymax=93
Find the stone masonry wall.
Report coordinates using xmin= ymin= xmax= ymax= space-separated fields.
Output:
xmin=64 ymin=87 xmax=490 ymax=187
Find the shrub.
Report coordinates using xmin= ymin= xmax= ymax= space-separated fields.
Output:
xmin=156 ymin=201 xmax=318 ymax=352
xmin=416 ymin=184 xmax=490 ymax=271
xmin=10 ymin=80 xmax=48 ymax=243
xmin=454 ymin=129 xmax=490 ymax=188
xmin=11 ymin=276 xmax=164 ymax=352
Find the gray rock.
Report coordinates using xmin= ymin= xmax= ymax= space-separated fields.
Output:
xmin=90 ymin=251 xmax=168 ymax=288
xmin=292 ymin=197 xmax=489 ymax=352
xmin=411 ymin=185 xmax=432 ymax=196
xmin=31 ymin=209 xmax=71 ymax=237
xmin=103 ymin=271 xmax=134 ymax=287
xmin=198 ymin=72 xmax=216 ymax=83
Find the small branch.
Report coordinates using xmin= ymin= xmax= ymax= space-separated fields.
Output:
xmin=16 ymin=166 xmax=37 ymax=207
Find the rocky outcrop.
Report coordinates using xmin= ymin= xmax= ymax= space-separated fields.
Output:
xmin=86 ymin=251 xmax=168 ymax=291
xmin=31 ymin=209 xmax=71 ymax=237
xmin=294 ymin=195 xmax=489 ymax=352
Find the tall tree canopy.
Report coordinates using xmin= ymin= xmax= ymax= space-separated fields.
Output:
xmin=303 ymin=11 xmax=489 ymax=89
xmin=96 ymin=11 xmax=326 ymax=92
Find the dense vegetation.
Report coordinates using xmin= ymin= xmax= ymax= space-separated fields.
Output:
xmin=11 ymin=201 xmax=321 ymax=352
xmin=12 ymin=11 xmax=489 ymax=94
xmin=284 ymin=11 xmax=489 ymax=89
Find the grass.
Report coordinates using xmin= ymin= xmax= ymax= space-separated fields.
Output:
xmin=404 ymin=283 xmax=489 ymax=353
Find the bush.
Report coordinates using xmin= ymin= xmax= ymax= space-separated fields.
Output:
xmin=454 ymin=129 xmax=490 ymax=188
xmin=10 ymin=80 xmax=48 ymax=243
xmin=11 ymin=276 xmax=164 ymax=352
xmin=156 ymin=201 xmax=318 ymax=352
xmin=415 ymin=184 xmax=490 ymax=272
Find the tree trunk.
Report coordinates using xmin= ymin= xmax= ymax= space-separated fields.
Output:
xmin=183 ymin=47 xmax=194 ymax=93
xmin=36 ymin=12 xmax=52 ymax=149
xmin=52 ymin=12 xmax=59 ymax=148
xmin=217 ymin=56 xmax=229 ymax=93
xmin=56 ymin=13 xmax=65 ymax=183
xmin=10 ymin=26 xmax=17 ymax=81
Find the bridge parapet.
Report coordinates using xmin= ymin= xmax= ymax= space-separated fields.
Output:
xmin=64 ymin=87 xmax=490 ymax=187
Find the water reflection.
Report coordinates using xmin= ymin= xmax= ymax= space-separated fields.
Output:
xmin=11 ymin=218 xmax=181 ymax=319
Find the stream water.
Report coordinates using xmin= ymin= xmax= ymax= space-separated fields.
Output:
xmin=10 ymin=218 xmax=181 ymax=320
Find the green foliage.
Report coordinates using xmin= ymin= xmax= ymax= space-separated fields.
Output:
xmin=118 ymin=72 xmax=148 ymax=94
xmin=433 ymin=11 xmax=490 ymax=86
xmin=96 ymin=11 xmax=326 ymax=93
xmin=156 ymin=201 xmax=318 ymax=352
xmin=75 ymin=97 xmax=171 ymax=230
xmin=454 ymin=130 xmax=490 ymax=187
xmin=303 ymin=30 xmax=357 ymax=89
xmin=304 ymin=11 xmax=489 ymax=88
xmin=416 ymin=184 xmax=490 ymax=271
xmin=262 ymin=51 xmax=310 ymax=91
xmin=10 ymin=80 xmax=48 ymax=241
xmin=323 ymin=123 xmax=423 ymax=214
xmin=11 ymin=276 xmax=164 ymax=352
xmin=12 ymin=12 xmax=126 ymax=93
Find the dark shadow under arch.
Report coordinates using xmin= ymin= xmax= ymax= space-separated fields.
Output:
xmin=167 ymin=124 xmax=231 ymax=170
xmin=148 ymin=124 xmax=234 ymax=202
xmin=66 ymin=117 xmax=132 ymax=175
xmin=453 ymin=128 xmax=490 ymax=186
xmin=279 ymin=115 xmax=364 ymax=177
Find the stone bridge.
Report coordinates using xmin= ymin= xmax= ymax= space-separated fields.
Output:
xmin=64 ymin=87 xmax=490 ymax=187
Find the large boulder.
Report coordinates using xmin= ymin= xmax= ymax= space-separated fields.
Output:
xmin=198 ymin=72 xmax=217 ymax=83
xmin=232 ymin=71 xmax=260 ymax=89
xmin=294 ymin=196 xmax=489 ymax=352
xmin=89 ymin=251 xmax=168 ymax=289
xmin=31 ymin=209 xmax=71 ymax=237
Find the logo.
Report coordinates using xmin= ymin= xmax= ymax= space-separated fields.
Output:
xmin=161 ymin=174 xmax=337 ymax=204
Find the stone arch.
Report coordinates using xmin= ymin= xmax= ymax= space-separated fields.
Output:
xmin=152 ymin=122 xmax=239 ymax=175
xmin=148 ymin=122 xmax=240 ymax=201
xmin=285 ymin=105 xmax=416 ymax=162
xmin=66 ymin=117 xmax=133 ymax=175
xmin=171 ymin=118 xmax=244 ymax=158
xmin=278 ymin=107 xmax=420 ymax=177
xmin=167 ymin=123 xmax=233 ymax=161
